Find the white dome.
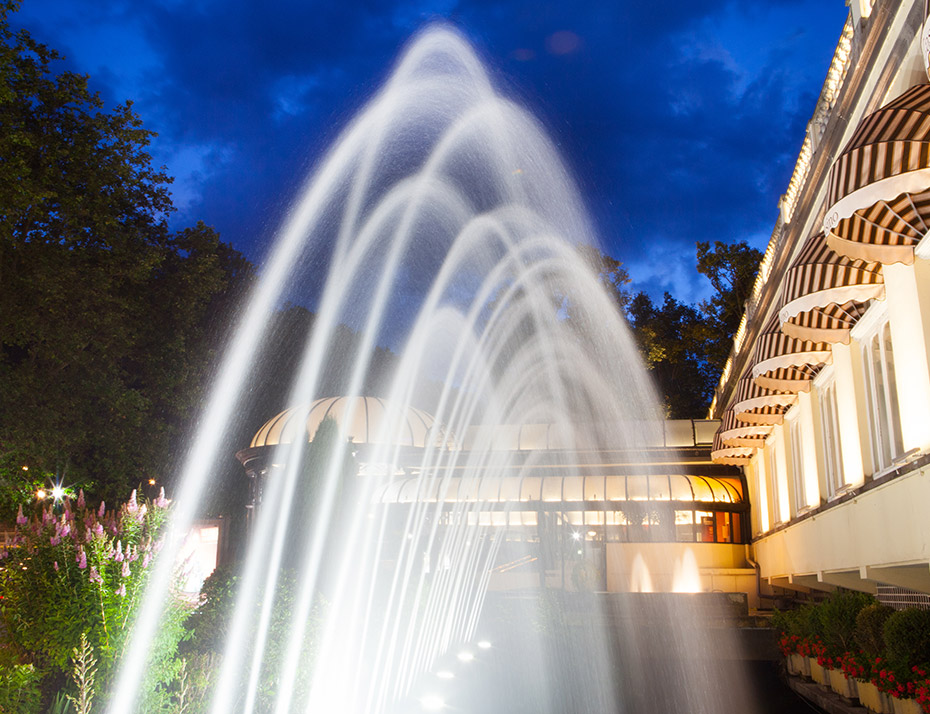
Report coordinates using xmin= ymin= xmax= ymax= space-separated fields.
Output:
xmin=250 ymin=396 xmax=442 ymax=449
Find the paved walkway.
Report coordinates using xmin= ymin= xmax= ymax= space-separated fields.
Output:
xmin=787 ymin=676 xmax=870 ymax=714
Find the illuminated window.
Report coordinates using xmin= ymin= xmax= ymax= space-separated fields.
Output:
xmin=862 ymin=319 xmax=903 ymax=474
xmin=786 ymin=411 xmax=806 ymax=513
xmin=817 ymin=368 xmax=844 ymax=498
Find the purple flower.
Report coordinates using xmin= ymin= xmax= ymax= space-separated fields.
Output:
xmin=116 ymin=583 xmax=126 ymax=597
xmin=93 ymin=523 xmax=103 ymax=537
xmin=127 ymin=490 xmax=138 ymax=513
xmin=61 ymin=522 xmax=71 ymax=538
xmin=155 ymin=487 xmax=168 ymax=509
xmin=42 ymin=510 xmax=53 ymax=525
xmin=84 ymin=527 xmax=92 ymax=542
xmin=76 ymin=549 xmax=86 ymax=569
xmin=142 ymin=552 xmax=151 ymax=569
xmin=115 ymin=541 xmax=124 ymax=562
xmin=50 ymin=535 xmax=60 ymax=546
xmin=53 ymin=561 xmax=59 ymax=571
xmin=121 ymin=561 xmax=130 ymax=577
xmin=98 ymin=501 xmax=105 ymax=518
xmin=88 ymin=566 xmax=102 ymax=584
xmin=15 ymin=506 xmax=26 ymax=526
xmin=77 ymin=490 xmax=85 ymax=509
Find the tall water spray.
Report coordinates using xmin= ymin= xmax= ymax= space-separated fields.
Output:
xmin=109 ymin=25 xmax=756 ymax=714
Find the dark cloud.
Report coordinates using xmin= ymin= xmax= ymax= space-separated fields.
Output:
xmin=12 ymin=0 xmax=848 ymax=303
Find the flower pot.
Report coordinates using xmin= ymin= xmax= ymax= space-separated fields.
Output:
xmin=891 ymin=697 xmax=922 ymax=714
xmin=857 ymin=680 xmax=887 ymax=713
xmin=829 ymin=668 xmax=858 ymax=699
xmin=790 ymin=653 xmax=810 ymax=678
xmin=810 ymin=658 xmax=828 ymax=686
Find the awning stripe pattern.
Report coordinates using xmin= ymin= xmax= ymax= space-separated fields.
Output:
xmin=731 ymin=375 xmax=797 ymax=425
xmin=714 ymin=409 xmax=772 ymax=449
xmin=779 ymin=231 xmax=883 ymax=343
xmin=824 ymin=84 xmax=930 ymax=265
xmin=750 ymin=316 xmax=831 ymax=392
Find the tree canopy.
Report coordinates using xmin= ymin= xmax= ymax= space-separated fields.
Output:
xmin=0 ymin=3 xmax=253 ymax=505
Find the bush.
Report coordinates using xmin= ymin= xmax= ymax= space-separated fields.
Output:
xmin=819 ymin=590 xmax=875 ymax=657
xmin=0 ymin=489 xmax=189 ymax=707
xmin=884 ymin=608 xmax=930 ymax=670
xmin=0 ymin=663 xmax=42 ymax=714
xmin=856 ymin=603 xmax=894 ymax=657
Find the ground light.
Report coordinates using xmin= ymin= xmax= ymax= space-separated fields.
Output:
xmin=419 ymin=694 xmax=445 ymax=711
xmin=457 ymin=651 xmax=474 ymax=663
xmin=51 ymin=485 xmax=65 ymax=501
xmin=476 ymin=640 xmax=491 ymax=649
xmin=436 ymin=671 xmax=454 ymax=680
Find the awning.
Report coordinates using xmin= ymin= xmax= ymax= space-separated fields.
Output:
xmin=715 ymin=409 xmax=772 ymax=449
xmin=731 ymin=375 xmax=797 ymax=426
xmin=373 ymin=472 xmax=744 ymax=505
xmin=750 ymin=317 xmax=832 ymax=392
xmin=779 ymin=231 xmax=883 ymax=343
xmin=824 ymin=83 xmax=930 ymax=265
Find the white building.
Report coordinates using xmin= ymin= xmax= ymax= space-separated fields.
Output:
xmin=711 ymin=0 xmax=930 ymax=605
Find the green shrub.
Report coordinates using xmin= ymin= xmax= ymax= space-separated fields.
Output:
xmin=0 ymin=663 xmax=42 ymax=714
xmin=884 ymin=607 xmax=930 ymax=670
xmin=183 ymin=566 xmax=325 ymax=710
xmin=855 ymin=603 xmax=894 ymax=657
xmin=0 ymin=490 xmax=189 ymax=705
xmin=819 ymin=590 xmax=875 ymax=657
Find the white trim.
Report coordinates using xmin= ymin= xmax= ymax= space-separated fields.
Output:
xmin=849 ymin=298 xmax=890 ymax=342
xmin=751 ymin=350 xmax=834 ymax=378
xmin=812 ymin=362 xmax=836 ymax=390
xmin=734 ymin=394 xmax=798 ymax=413
xmin=779 ymin=283 xmax=884 ymax=322
xmin=915 ymin=230 xmax=930 ymax=260
xmin=823 ymin=167 xmax=930 ymax=231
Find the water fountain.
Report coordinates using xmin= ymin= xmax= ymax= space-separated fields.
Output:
xmin=108 ymin=24 xmax=756 ymax=713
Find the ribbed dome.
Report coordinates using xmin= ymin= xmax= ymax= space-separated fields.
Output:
xmin=250 ymin=396 xmax=442 ymax=449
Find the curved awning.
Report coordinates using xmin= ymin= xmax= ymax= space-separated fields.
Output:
xmin=779 ymin=231 xmax=883 ymax=343
xmin=731 ymin=375 xmax=797 ymax=425
xmin=373 ymin=472 xmax=744 ymax=505
xmin=750 ymin=317 xmax=832 ymax=392
xmin=715 ymin=409 xmax=772 ymax=449
xmin=824 ymin=83 xmax=930 ymax=265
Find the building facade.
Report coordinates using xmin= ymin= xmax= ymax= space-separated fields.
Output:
xmin=711 ymin=0 xmax=930 ymax=602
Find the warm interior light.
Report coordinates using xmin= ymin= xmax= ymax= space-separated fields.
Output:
xmin=21 ymin=466 xmax=28 ymax=471
xmin=571 ymin=531 xmax=581 ymax=541
xmin=148 ymin=478 xmax=156 ymax=485
xmin=35 ymin=489 xmax=46 ymax=500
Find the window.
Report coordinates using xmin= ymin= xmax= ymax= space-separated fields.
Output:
xmin=817 ymin=370 xmax=844 ymax=498
xmin=787 ymin=412 xmax=806 ymax=513
xmin=862 ymin=320 xmax=903 ymax=473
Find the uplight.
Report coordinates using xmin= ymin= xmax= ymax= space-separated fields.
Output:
xmin=420 ymin=694 xmax=445 ymax=711
xmin=477 ymin=640 xmax=491 ymax=649
xmin=51 ymin=486 xmax=65 ymax=501
xmin=457 ymin=650 xmax=474 ymax=663
xmin=436 ymin=670 xmax=454 ymax=680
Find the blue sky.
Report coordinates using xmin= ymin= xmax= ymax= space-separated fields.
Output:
xmin=14 ymin=0 xmax=848 ymax=304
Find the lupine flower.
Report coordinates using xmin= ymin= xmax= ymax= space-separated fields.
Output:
xmin=76 ymin=549 xmax=86 ymax=569
xmin=15 ymin=506 xmax=26 ymax=526
xmin=98 ymin=501 xmax=106 ymax=518
xmin=77 ymin=490 xmax=85 ymax=509
xmin=116 ymin=584 xmax=126 ymax=597
xmin=142 ymin=552 xmax=151 ymax=569
xmin=50 ymin=535 xmax=60 ymax=546
xmin=155 ymin=487 xmax=168 ymax=509
xmin=88 ymin=566 xmax=102 ymax=584
xmin=84 ymin=527 xmax=92 ymax=542
xmin=127 ymin=490 xmax=138 ymax=513
xmin=93 ymin=523 xmax=103 ymax=537
xmin=115 ymin=541 xmax=124 ymax=562
xmin=61 ymin=522 xmax=71 ymax=538
xmin=121 ymin=561 xmax=130 ymax=577
xmin=53 ymin=561 xmax=59 ymax=571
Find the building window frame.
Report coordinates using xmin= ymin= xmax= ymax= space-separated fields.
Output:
xmin=852 ymin=301 xmax=903 ymax=477
xmin=814 ymin=365 xmax=845 ymax=500
xmin=785 ymin=406 xmax=808 ymax=517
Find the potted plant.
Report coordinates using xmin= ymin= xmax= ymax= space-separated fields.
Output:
xmin=881 ymin=608 xmax=930 ymax=714
xmin=855 ymin=604 xmax=895 ymax=713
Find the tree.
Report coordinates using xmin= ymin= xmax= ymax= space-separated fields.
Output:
xmin=0 ymin=3 xmax=253 ymax=505
xmin=625 ymin=292 xmax=716 ymax=418
xmin=696 ymin=240 xmax=763 ymax=373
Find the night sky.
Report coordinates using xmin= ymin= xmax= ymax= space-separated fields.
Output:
xmin=15 ymin=0 xmax=848 ymax=304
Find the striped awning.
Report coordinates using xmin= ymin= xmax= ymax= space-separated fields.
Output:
xmin=824 ymin=83 xmax=930 ymax=265
xmin=716 ymin=409 xmax=772 ymax=449
xmin=711 ymin=409 xmax=769 ymax=464
xmin=779 ymin=231 xmax=883 ymax=343
xmin=750 ymin=317 xmax=832 ymax=392
xmin=731 ymin=375 xmax=797 ymax=426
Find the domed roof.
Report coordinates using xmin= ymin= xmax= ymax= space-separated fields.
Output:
xmin=250 ymin=396 xmax=442 ymax=449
